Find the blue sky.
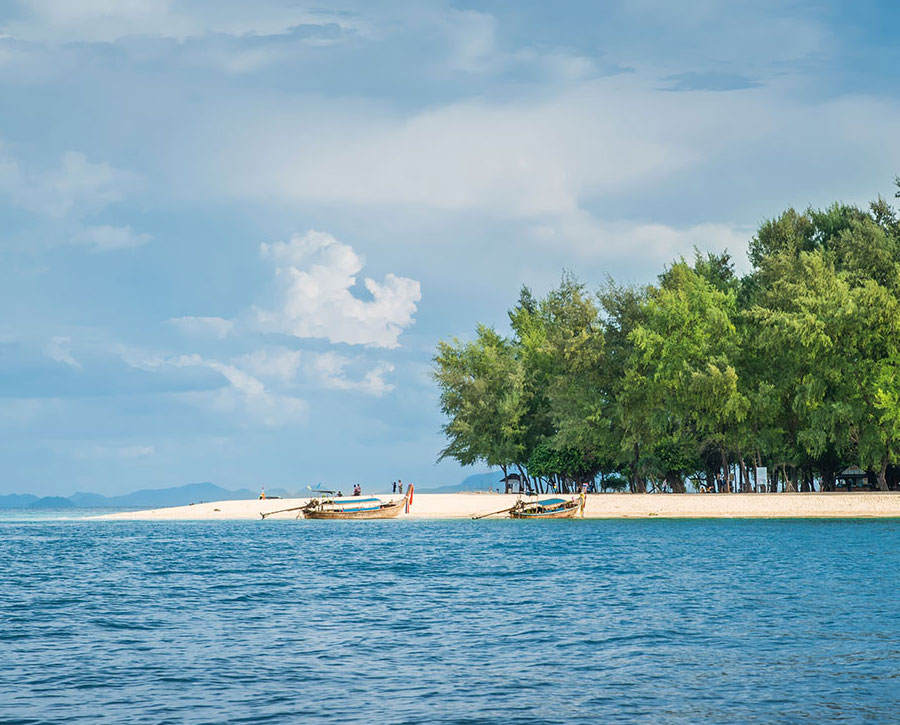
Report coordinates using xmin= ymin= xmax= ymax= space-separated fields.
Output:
xmin=1 ymin=0 xmax=899 ymax=496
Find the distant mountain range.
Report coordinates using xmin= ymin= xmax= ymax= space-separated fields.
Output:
xmin=0 ymin=482 xmax=295 ymax=510
xmin=0 ymin=474 xmax=501 ymax=509
xmin=418 ymin=471 xmax=502 ymax=493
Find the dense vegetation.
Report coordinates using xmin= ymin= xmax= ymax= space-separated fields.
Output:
xmin=434 ymin=182 xmax=900 ymax=493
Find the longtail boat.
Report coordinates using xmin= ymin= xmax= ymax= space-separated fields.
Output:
xmin=302 ymin=490 xmax=410 ymax=519
xmin=260 ymin=486 xmax=413 ymax=520
xmin=509 ymin=496 xmax=582 ymax=519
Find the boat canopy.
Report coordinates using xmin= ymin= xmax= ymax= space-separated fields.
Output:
xmin=325 ymin=497 xmax=381 ymax=506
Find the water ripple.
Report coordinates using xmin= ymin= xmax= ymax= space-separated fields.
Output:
xmin=0 ymin=518 xmax=898 ymax=723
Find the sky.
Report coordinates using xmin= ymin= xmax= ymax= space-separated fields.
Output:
xmin=1 ymin=0 xmax=899 ymax=496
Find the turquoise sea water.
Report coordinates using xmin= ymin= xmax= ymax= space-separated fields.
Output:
xmin=2 ymin=516 xmax=899 ymax=724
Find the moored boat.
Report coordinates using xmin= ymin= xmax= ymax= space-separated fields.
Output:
xmin=302 ymin=490 xmax=410 ymax=519
xmin=509 ymin=496 xmax=581 ymax=519
xmin=259 ymin=485 xmax=413 ymax=520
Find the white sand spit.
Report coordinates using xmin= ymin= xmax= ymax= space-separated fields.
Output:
xmin=92 ymin=492 xmax=900 ymax=521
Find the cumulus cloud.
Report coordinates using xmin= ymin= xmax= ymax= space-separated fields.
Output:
xmin=167 ymin=316 xmax=234 ymax=339
xmin=238 ymin=346 xmax=395 ymax=395
xmin=256 ymin=230 xmax=421 ymax=348
xmin=73 ymin=224 xmax=152 ymax=252
xmin=310 ymin=352 xmax=394 ymax=396
xmin=119 ymin=342 xmax=394 ymax=401
xmin=236 ymin=347 xmax=302 ymax=383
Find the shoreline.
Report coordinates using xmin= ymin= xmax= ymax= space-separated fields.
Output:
xmin=92 ymin=491 xmax=900 ymax=520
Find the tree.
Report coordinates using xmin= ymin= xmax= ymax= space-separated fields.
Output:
xmin=433 ymin=325 xmax=527 ymax=477
xmin=748 ymin=192 xmax=900 ymax=490
xmin=622 ymin=262 xmax=748 ymax=492
xmin=746 ymin=250 xmax=854 ymax=490
xmin=434 ymin=180 xmax=900 ymax=494
xmin=526 ymin=441 xmax=598 ymax=492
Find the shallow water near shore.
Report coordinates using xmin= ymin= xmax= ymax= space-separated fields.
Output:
xmin=2 ymin=519 xmax=898 ymax=724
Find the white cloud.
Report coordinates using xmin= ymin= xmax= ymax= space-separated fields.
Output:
xmin=73 ymin=224 xmax=152 ymax=252
xmin=0 ymin=148 xmax=136 ymax=217
xmin=212 ymin=79 xmax=703 ymax=218
xmin=533 ymin=210 xmax=752 ymax=270
xmin=5 ymin=0 xmax=365 ymax=43
xmin=176 ymin=355 xmax=307 ymax=426
xmin=200 ymin=76 xmax=900 ymax=259
xmin=236 ymin=347 xmax=302 ymax=383
xmin=120 ymin=342 xmax=392 ymax=400
xmin=310 ymin=352 xmax=394 ymax=396
xmin=74 ymin=443 xmax=155 ymax=460
xmin=237 ymin=347 xmax=395 ymax=397
xmin=115 ymin=345 xmax=165 ymax=372
xmin=45 ymin=336 xmax=81 ymax=369
xmin=446 ymin=10 xmax=496 ymax=73
xmin=256 ymin=230 xmax=421 ymax=349
xmin=167 ymin=316 xmax=234 ymax=339
xmin=119 ymin=350 xmax=307 ymax=426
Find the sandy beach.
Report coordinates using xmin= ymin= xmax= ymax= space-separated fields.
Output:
xmin=93 ymin=491 xmax=900 ymax=520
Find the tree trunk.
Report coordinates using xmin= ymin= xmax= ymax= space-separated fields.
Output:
xmin=782 ymin=465 xmax=796 ymax=492
xmin=821 ymin=463 xmax=835 ymax=492
xmin=877 ymin=456 xmax=889 ymax=491
xmin=720 ymin=448 xmax=730 ymax=492
xmin=667 ymin=472 xmax=686 ymax=493
xmin=739 ymin=456 xmax=749 ymax=493
xmin=631 ymin=443 xmax=641 ymax=493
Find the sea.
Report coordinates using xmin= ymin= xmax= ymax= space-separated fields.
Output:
xmin=1 ymin=512 xmax=898 ymax=724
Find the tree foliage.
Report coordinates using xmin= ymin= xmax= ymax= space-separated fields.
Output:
xmin=434 ymin=181 xmax=900 ymax=492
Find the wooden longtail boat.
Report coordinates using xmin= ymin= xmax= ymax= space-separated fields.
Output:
xmin=259 ymin=486 xmax=413 ymax=520
xmin=509 ymin=496 xmax=582 ymax=519
xmin=301 ymin=494 xmax=405 ymax=519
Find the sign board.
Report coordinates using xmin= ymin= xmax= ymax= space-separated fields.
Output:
xmin=755 ymin=467 xmax=768 ymax=493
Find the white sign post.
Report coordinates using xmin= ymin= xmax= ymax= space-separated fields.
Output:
xmin=755 ymin=467 xmax=768 ymax=493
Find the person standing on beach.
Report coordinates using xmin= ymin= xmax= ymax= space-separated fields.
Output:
xmin=392 ymin=481 xmax=397 ymax=493
xmin=398 ymin=480 xmax=403 ymax=494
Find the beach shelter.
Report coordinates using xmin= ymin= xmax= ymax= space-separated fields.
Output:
xmin=836 ymin=466 xmax=869 ymax=491
xmin=500 ymin=472 xmax=524 ymax=494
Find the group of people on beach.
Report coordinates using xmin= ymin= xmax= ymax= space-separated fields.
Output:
xmin=331 ymin=482 xmax=406 ymax=497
